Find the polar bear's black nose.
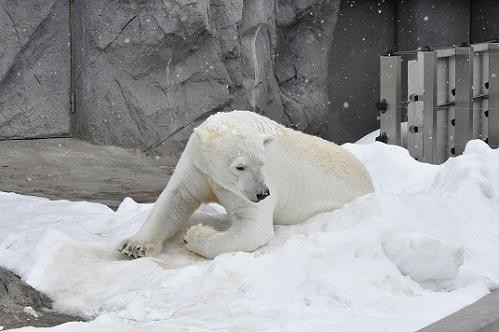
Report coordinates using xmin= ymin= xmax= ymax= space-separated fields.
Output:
xmin=256 ymin=189 xmax=270 ymax=202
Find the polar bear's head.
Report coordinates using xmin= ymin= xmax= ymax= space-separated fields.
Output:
xmin=193 ymin=127 xmax=272 ymax=203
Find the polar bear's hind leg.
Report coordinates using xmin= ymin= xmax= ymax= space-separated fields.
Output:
xmin=184 ymin=204 xmax=274 ymax=259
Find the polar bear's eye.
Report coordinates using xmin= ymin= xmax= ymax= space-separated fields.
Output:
xmin=236 ymin=165 xmax=246 ymax=171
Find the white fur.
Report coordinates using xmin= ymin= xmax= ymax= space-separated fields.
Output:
xmin=120 ymin=111 xmax=374 ymax=259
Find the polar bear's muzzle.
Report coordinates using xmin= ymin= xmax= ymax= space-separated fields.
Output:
xmin=242 ymin=174 xmax=270 ymax=202
xmin=245 ymin=185 xmax=270 ymax=203
xmin=255 ymin=188 xmax=270 ymax=202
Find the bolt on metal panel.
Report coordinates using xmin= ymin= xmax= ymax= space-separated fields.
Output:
xmin=379 ymin=56 xmax=401 ymax=145
xmin=419 ymin=51 xmax=438 ymax=163
xmin=407 ymin=60 xmax=424 ymax=160
xmin=454 ymin=46 xmax=474 ymax=155
xmin=488 ymin=43 xmax=499 ymax=148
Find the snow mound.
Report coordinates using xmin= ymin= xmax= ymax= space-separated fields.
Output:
xmin=382 ymin=232 xmax=464 ymax=282
xmin=1 ymin=139 xmax=499 ymax=332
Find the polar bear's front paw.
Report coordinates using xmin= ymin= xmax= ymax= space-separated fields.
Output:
xmin=119 ymin=239 xmax=161 ymax=259
xmin=184 ymin=224 xmax=219 ymax=257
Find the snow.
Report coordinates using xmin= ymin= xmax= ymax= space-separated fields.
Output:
xmin=2 ymin=139 xmax=499 ymax=331
xmin=23 ymin=307 xmax=39 ymax=318
xmin=356 ymin=122 xmax=408 ymax=147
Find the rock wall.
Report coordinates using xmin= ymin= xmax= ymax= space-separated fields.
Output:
xmin=73 ymin=0 xmax=341 ymax=155
xmin=0 ymin=267 xmax=82 ymax=329
xmin=0 ymin=0 xmax=71 ymax=139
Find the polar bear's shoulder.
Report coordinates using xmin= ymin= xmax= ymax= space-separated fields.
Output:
xmin=201 ymin=111 xmax=283 ymax=137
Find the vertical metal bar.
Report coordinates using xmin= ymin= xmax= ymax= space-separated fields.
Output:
xmin=454 ymin=46 xmax=474 ymax=155
xmin=489 ymin=43 xmax=499 ymax=148
xmin=420 ymin=50 xmax=438 ymax=163
xmin=407 ymin=60 xmax=423 ymax=160
xmin=379 ymin=56 xmax=401 ymax=145
xmin=481 ymin=49 xmax=489 ymax=141
xmin=447 ymin=55 xmax=456 ymax=159
xmin=472 ymin=48 xmax=482 ymax=139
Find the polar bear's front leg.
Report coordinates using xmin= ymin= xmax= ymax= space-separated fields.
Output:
xmin=120 ymin=185 xmax=200 ymax=258
xmin=184 ymin=204 xmax=274 ymax=259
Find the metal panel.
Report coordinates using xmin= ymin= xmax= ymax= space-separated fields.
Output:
xmin=436 ymin=48 xmax=455 ymax=58
xmin=379 ymin=56 xmax=401 ymax=145
xmin=434 ymin=57 xmax=450 ymax=164
xmin=473 ymin=42 xmax=490 ymax=53
xmin=454 ymin=46 xmax=474 ymax=155
xmin=473 ymin=47 xmax=488 ymax=142
xmin=407 ymin=60 xmax=423 ymax=160
xmin=489 ymin=43 xmax=499 ymax=148
xmin=420 ymin=51 xmax=438 ymax=163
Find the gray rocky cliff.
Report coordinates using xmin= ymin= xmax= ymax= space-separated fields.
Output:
xmin=0 ymin=0 xmax=340 ymax=154
xmin=72 ymin=0 xmax=341 ymax=156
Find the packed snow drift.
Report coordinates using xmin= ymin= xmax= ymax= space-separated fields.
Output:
xmin=1 ymin=139 xmax=499 ymax=331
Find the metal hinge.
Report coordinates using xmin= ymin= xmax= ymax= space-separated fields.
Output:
xmin=70 ymin=92 xmax=75 ymax=113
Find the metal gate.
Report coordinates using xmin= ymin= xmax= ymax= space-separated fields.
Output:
xmin=378 ymin=42 xmax=499 ymax=164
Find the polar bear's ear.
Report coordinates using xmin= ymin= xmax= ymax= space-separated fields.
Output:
xmin=262 ymin=135 xmax=274 ymax=146
xmin=193 ymin=127 xmax=211 ymax=145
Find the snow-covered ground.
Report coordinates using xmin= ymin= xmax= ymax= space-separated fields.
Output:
xmin=1 ymin=139 xmax=499 ymax=332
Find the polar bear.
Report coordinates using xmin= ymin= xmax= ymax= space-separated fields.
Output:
xmin=120 ymin=110 xmax=374 ymax=259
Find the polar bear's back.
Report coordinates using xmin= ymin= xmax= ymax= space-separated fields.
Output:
xmin=284 ymin=128 xmax=373 ymax=193
xmin=200 ymin=111 xmax=283 ymax=137
xmin=267 ymin=127 xmax=372 ymax=223
xmin=201 ymin=111 xmax=372 ymax=194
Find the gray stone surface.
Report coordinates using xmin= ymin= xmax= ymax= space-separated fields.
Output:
xmin=0 ymin=267 xmax=82 ymax=329
xmin=276 ymin=0 xmax=340 ymax=133
xmin=417 ymin=290 xmax=499 ymax=332
xmin=72 ymin=0 xmax=340 ymax=155
xmin=0 ymin=138 xmax=174 ymax=209
xmin=0 ymin=0 xmax=71 ymax=139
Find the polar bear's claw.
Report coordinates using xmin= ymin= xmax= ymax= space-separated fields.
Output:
xmin=118 ymin=240 xmax=159 ymax=259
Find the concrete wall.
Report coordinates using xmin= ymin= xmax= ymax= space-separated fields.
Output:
xmin=471 ymin=0 xmax=499 ymax=43
xmin=323 ymin=0 xmax=396 ymax=144
xmin=397 ymin=0 xmax=470 ymax=51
